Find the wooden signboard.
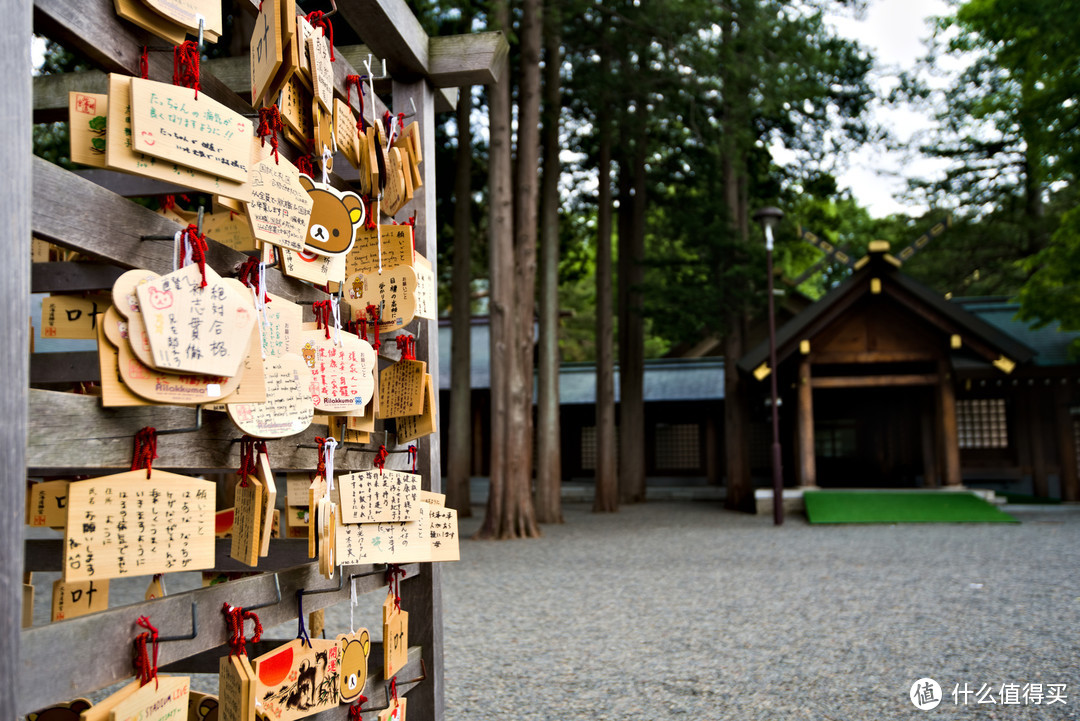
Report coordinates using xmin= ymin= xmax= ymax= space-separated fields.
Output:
xmin=250 ymin=0 xmax=283 ymax=107
xmin=299 ymin=177 xmax=364 ymax=256
xmin=343 ymin=266 xmax=417 ymax=333
xmin=63 ymin=470 xmax=215 ymax=582
xmin=252 ymin=638 xmax=340 ymax=721
xmin=136 ymin=264 xmax=257 ymax=377
xmin=396 ymin=374 xmax=436 ymax=443
xmin=382 ymin=594 xmax=408 ymax=678
xmin=300 ymin=329 xmax=377 ymax=413
xmin=344 ymin=225 xmax=413 ymax=278
xmin=105 ymin=74 xmax=250 ymax=201
xmin=379 ymin=359 xmax=426 ymax=419
xmin=68 ymin=92 xmax=108 ymax=167
xmin=131 ymin=78 xmax=252 ymax=184
xmin=248 ymin=158 xmax=313 ymax=252
xmin=337 ymin=469 xmax=421 ymax=524
xmin=227 ymin=353 xmax=314 ymax=438
xmin=50 ymin=578 xmax=109 ymax=621
xmin=109 ymin=674 xmax=190 ymax=721
xmin=26 ymin=480 xmax=68 ymax=528
xmin=230 ymin=475 xmax=262 ymax=567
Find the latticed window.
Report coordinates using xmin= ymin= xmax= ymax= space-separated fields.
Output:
xmin=815 ymin=420 xmax=857 ymax=458
xmin=654 ymin=423 xmax=701 ymax=470
xmin=580 ymin=425 xmax=618 ymax=470
xmin=957 ymin=398 xmax=1009 ymax=448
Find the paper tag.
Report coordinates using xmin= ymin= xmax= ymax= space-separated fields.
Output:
xmin=300 ymin=329 xmax=377 ymax=412
xmin=137 ymin=264 xmax=257 ymax=377
xmin=227 ymin=353 xmax=315 ymax=438
xmin=307 ymin=31 xmax=334 ymax=114
xmin=26 ymin=480 xmax=69 ymax=528
xmin=248 ymin=158 xmax=314 ymax=252
xmin=345 ymin=225 xmax=412 ymax=277
xmin=64 ymin=471 xmax=215 ymax=581
xmin=50 ymin=578 xmax=109 ymax=621
xmin=337 ymin=469 xmax=421 ymax=524
xmin=379 ymin=359 xmax=426 ymax=418
xmin=344 ymin=265 xmax=418 ymax=332
xmin=231 ymin=475 xmax=263 ymax=567
xmin=252 ymin=638 xmax=340 ymax=721
xmin=109 ymin=675 xmax=190 ymax=721
xmin=300 ymin=176 xmax=365 ymax=256
xmin=396 ymin=374 xmax=436 ymax=443
xmin=256 ymin=452 xmax=278 ymax=556
xmin=382 ymin=593 xmax=409 ymax=678
xmin=104 ymin=74 xmax=250 ymax=202
xmin=337 ymin=629 xmax=371 ymax=703
xmin=130 ymin=78 xmax=250 ymax=183
xmin=250 ymin=0 xmax=283 ymax=105
xmin=68 ymin=92 xmax=108 ymax=167
xmin=203 ymin=210 xmax=258 ymax=251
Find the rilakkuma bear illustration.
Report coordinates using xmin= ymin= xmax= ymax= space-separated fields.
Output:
xmin=26 ymin=699 xmax=91 ymax=721
xmin=298 ymin=174 xmax=364 ymax=256
xmin=349 ymin=274 xmax=364 ymax=300
xmin=302 ymin=341 xmax=317 ymax=369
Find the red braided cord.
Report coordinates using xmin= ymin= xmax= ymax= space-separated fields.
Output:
xmin=305 ymin=10 xmax=335 ymax=61
xmin=172 ymin=41 xmax=200 ymax=98
xmin=131 ymin=427 xmax=158 ymax=480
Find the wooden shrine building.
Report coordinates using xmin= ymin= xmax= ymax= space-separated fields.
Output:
xmin=737 ymin=241 xmax=1080 ymax=501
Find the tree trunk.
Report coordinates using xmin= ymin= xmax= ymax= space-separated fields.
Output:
xmin=475 ymin=3 xmax=515 ymax=539
xmin=535 ymin=2 xmax=563 ymax=524
xmin=723 ymin=316 xmax=754 ymax=511
xmin=594 ymin=39 xmax=618 ymax=514
xmin=618 ymin=131 xmax=647 ymax=504
xmin=446 ymin=81 xmax=474 ymax=517
xmin=503 ymin=0 xmax=543 ymax=538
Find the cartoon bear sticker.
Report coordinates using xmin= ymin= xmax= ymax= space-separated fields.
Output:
xmin=298 ymin=174 xmax=365 ymax=257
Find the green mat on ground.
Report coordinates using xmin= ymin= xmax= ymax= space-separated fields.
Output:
xmin=803 ymin=491 xmax=1019 ymax=524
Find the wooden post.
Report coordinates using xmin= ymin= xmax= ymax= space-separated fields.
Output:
xmin=1029 ymin=390 xmax=1049 ymax=498
xmin=937 ymin=361 xmax=962 ymax=486
xmin=796 ymin=357 xmax=816 ymax=488
xmin=1 ymin=2 xmax=29 ymax=716
xmin=705 ymin=413 xmax=720 ymax=485
xmin=1056 ymin=396 xmax=1079 ymax=501
xmin=920 ymin=390 xmax=939 ymax=487
xmin=393 ymin=77 xmax=444 ymax=721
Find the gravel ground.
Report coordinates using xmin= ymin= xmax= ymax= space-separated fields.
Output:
xmin=438 ymin=502 xmax=1080 ymax=721
xmin=29 ymin=501 xmax=1080 ymax=719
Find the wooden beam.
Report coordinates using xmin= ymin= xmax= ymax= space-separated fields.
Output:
xmin=31 ymin=262 xmax=126 ymax=293
xmin=812 ymin=350 xmax=939 ymax=365
xmin=337 ymin=0 xmax=429 ymax=79
xmin=32 ymin=158 xmax=324 ymax=304
xmin=810 ymin=374 xmax=938 ymax=389
xmin=428 ymin=32 xmax=509 ymax=87
xmin=1 ymin=3 xmax=30 ymax=718
xmin=796 ymin=357 xmax=816 ymax=487
xmin=26 ymin=388 xmax=408 ymax=474
xmin=19 ymin=561 xmax=417 ymax=714
xmin=29 ymin=351 xmax=99 ymax=384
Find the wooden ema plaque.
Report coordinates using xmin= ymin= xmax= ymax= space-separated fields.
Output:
xmin=307 ymin=31 xmax=334 ymax=115
xmin=202 ymin=211 xmax=257 ymax=252
xmin=334 ymin=99 xmax=360 ymax=169
xmin=250 ymin=0 xmax=283 ymax=106
xmin=258 ymin=293 xmax=303 ymax=358
xmin=252 ymin=638 xmax=340 ymax=721
xmin=335 ymin=506 xmax=428 ymax=565
xmin=300 ymin=329 xmax=377 ymax=413
xmin=412 ymin=254 xmax=437 ymax=320
xmin=68 ymin=91 xmax=108 ymax=167
xmin=280 ymin=246 xmax=346 ymax=284
xmin=26 ymin=479 xmax=69 ymax=528
xmin=109 ymin=674 xmax=190 ymax=721
xmin=427 ymin=505 xmax=460 ymax=562
xmin=378 ymin=697 xmax=406 ymax=721
xmin=113 ymin=0 xmax=188 ymax=46
xmin=188 ymin=692 xmax=220 ymax=721
xmin=344 ymin=225 xmax=413 ymax=277
xmin=396 ymin=374 xmax=436 ymax=443
xmin=379 ymin=359 xmax=426 ymax=419
xmin=257 ymin=452 xmax=277 ymax=556
xmin=337 ymin=629 xmax=371 ymax=704
xmin=78 ymin=679 xmax=140 ymax=721
xmin=130 ymin=78 xmax=251 ymax=184
xmin=25 ymin=698 xmax=92 ymax=721
xmin=219 ymin=653 xmax=255 ymax=721
xmin=42 ymin=293 xmax=108 ymax=339
xmin=136 ymin=264 xmax=257 ymax=377
xmin=230 ymin=475 xmax=263 ymax=567
xmin=104 ymin=75 xmax=249 ymax=202
xmin=382 ymin=594 xmax=408 ymax=678
xmin=227 ymin=353 xmax=314 ymax=438
xmin=248 ymin=158 xmax=313 ymax=252
xmin=50 ymin=578 xmax=108 ymax=621
xmin=63 ymin=471 xmax=215 ymax=582
xmin=337 ymin=469 xmax=421 ymax=524
xmin=299 ymin=176 xmax=365 ymax=257
xmin=381 ymin=147 xmax=408 ymax=218
xmin=344 ymin=266 xmax=417 ymax=333
xmin=141 ymin=0 xmax=223 ymax=40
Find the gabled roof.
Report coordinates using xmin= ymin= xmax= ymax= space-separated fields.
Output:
xmin=737 ymin=248 xmax=1037 ymax=374
xmin=955 ymin=298 xmax=1080 ymax=367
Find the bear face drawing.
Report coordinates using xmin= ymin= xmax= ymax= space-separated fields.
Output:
xmin=299 ymin=174 xmax=365 ymax=256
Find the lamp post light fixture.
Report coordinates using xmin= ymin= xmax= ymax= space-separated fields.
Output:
xmin=753 ymin=206 xmax=785 ymax=526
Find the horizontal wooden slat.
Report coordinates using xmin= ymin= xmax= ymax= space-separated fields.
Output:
xmin=338 ymin=0 xmax=429 ymax=79
xmin=810 ymin=373 xmax=939 ymax=389
xmin=27 ymin=388 xmax=408 ymax=474
xmin=29 ymin=352 xmax=98 ymax=384
xmin=19 ymin=561 xmax=419 ymax=714
xmin=31 ymin=262 xmax=126 ymax=292
xmin=32 ymin=157 xmax=324 ymax=303
xmin=427 ymin=32 xmax=508 ymax=87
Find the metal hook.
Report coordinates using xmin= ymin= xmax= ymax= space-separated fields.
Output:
xmin=298 ymin=574 xmax=345 ymax=597
xmin=157 ymin=405 xmax=204 ymax=435
xmin=349 ymin=565 xmax=388 ymax=581
xmin=395 ymin=658 xmax=428 ymax=688
xmin=324 ymin=0 xmax=338 ymax=19
xmin=197 ymin=17 xmax=205 ymax=54
xmin=245 ymin=574 xmax=282 ymax=611
xmin=157 ymin=602 xmax=198 ymax=642
xmin=357 ymin=679 xmax=391 ymax=713
xmin=141 ymin=205 xmax=204 ymax=241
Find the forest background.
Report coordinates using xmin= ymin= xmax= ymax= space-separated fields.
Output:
xmin=33 ymin=0 xmax=1080 ymax=537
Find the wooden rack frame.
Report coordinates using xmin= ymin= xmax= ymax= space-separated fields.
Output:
xmin=6 ymin=0 xmax=507 ymax=718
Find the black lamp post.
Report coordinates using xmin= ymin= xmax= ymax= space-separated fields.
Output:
xmin=753 ymin=206 xmax=784 ymax=526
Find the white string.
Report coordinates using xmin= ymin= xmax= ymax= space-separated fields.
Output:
xmin=363 ymin=56 xmax=377 ymax=130
xmin=252 ymin=262 xmax=270 ymax=359
xmin=377 ymin=198 xmax=383 ymax=273
xmin=321 ymin=146 xmax=332 ymax=185
xmin=173 ymin=230 xmax=182 ymax=273
xmin=330 ymin=294 xmax=342 ymax=346
xmin=385 ymin=115 xmax=397 ymax=152
xmin=349 ymin=578 xmax=357 ymax=633
xmin=323 ymin=437 xmax=337 ymax=495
